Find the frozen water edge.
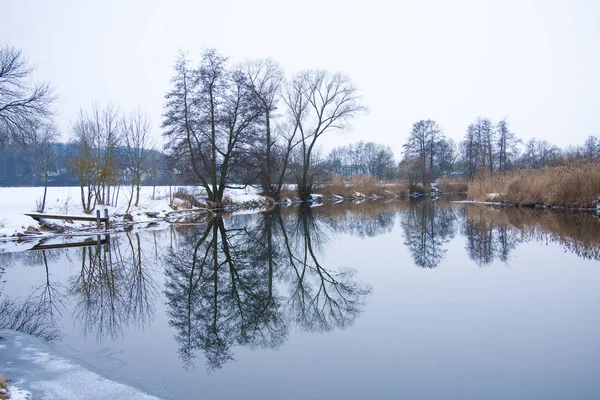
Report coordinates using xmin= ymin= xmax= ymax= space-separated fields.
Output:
xmin=0 ymin=330 xmax=161 ymax=400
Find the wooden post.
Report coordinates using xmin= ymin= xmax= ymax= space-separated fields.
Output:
xmin=104 ymin=209 xmax=109 ymax=230
xmin=96 ymin=209 xmax=101 ymax=229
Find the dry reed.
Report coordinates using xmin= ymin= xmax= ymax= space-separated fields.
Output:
xmin=467 ymin=161 xmax=600 ymax=208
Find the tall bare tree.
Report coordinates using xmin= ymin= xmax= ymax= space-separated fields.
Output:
xmin=31 ymin=124 xmax=59 ymax=212
xmin=243 ymin=59 xmax=283 ymax=197
xmin=284 ymin=70 xmax=365 ymax=200
xmin=122 ymin=109 xmax=154 ymax=210
xmin=163 ymin=49 xmax=263 ymax=206
xmin=496 ymin=118 xmax=519 ymax=172
xmin=0 ymin=44 xmax=55 ymax=147
xmin=403 ymin=119 xmax=442 ymax=186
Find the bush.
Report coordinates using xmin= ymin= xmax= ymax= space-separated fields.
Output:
xmin=171 ymin=188 xmax=203 ymax=209
xmin=437 ymin=177 xmax=468 ymax=193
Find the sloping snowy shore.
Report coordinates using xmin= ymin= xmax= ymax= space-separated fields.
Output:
xmin=0 ymin=330 xmax=160 ymax=400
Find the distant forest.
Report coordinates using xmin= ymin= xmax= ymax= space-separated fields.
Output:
xmin=0 ymin=142 xmax=170 ymax=187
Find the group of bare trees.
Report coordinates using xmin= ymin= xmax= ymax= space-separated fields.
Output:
xmin=400 ymin=119 xmax=456 ymax=185
xmin=70 ymin=103 xmax=156 ymax=213
xmin=459 ymin=117 xmax=519 ymax=176
xmin=327 ymin=141 xmax=396 ymax=180
xmin=162 ymin=49 xmax=365 ymax=204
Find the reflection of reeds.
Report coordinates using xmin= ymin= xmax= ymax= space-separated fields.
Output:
xmin=467 ymin=162 xmax=600 ymax=208
xmin=465 ymin=204 xmax=600 ymax=261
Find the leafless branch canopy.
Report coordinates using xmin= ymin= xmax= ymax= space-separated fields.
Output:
xmin=0 ymin=44 xmax=56 ymax=146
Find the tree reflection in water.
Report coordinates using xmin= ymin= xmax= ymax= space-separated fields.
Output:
xmin=164 ymin=204 xmax=372 ymax=371
xmin=2 ymin=199 xmax=600 ymax=371
xmin=70 ymin=233 xmax=158 ymax=342
xmin=0 ymin=250 xmax=64 ymax=341
xmin=461 ymin=204 xmax=600 ymax=265
xmin=401 ymin=199 xmax=457 ymax=268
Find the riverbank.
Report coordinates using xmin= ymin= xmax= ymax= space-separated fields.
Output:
xmin=0 ymin=181 xmax=410 ymax=250
xmin=466 ymin=162 xmax=600 ymax=209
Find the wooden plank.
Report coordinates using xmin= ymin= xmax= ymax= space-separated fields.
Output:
xmin=29 ymin=237 xmax=110 ymax=251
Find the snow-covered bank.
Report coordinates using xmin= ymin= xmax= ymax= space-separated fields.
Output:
xmin=0 ymin=330 xmax=160 ymax=400
xmin=0 ymin=186 xmax=269 ymax=246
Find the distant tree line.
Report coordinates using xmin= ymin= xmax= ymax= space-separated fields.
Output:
xmin=398 ymin=116 xmax=600 ymax=186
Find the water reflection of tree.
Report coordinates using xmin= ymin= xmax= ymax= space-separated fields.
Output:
xmin=70 ymin=233 xmax=158 ymax=342
xmin=317 ymin=202 xmax=400 ymax=238
xmin=0 ymin=249 xmax=65 ymax=341
xmin=164 ymin=205 xmax=372 ymax=371
xmin=459 ymin=205 xmax=600 ymax=265
xmin=401 ymin=200 xmax=457 ymax=268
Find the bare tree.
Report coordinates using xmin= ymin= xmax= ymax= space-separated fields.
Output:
xmin=31 ymin=124 xmax=59 ymax=212
xmin=583 ymin=135 xmax=599 ymax=159
xmin=70 ymin=110 xmax=97 ymax=213
xmin=163 ymin=49 xmax=262 ymax=206
xmin=243 ymin=59 xmax=283 ymax=197
xmin=284 ymin=70 xmax=365 ymax=200
xmin=0 ymin=44 xmax=55 ymax=146
xmin=122 ymin=108 xmax=154 ymax=211
xmin=496 ymin=118 xmax=519 ymax=172
xmin=403 ymin=119 xmax=442 ymax=186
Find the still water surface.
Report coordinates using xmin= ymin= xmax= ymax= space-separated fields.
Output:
xmin=1 ymin=199 xmax=600 ymax=399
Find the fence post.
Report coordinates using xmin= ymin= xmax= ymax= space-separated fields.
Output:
xmin=96 ymin=209 xmax=101 ymax=229
xmin=104 ymin=208 xmax=109 ymax=230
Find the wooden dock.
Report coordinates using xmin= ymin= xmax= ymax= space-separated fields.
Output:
xmin=25 ymin=209 xmax=110 ymax=230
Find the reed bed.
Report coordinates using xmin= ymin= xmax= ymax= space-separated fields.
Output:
xmin=467 ymin=162 xmax=600 ymax=208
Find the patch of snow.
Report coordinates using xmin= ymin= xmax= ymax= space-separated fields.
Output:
xmin=7 ymin=385 xmax=31 ymax=400
xmin=0 ymin=330 xmax=159 ymax=400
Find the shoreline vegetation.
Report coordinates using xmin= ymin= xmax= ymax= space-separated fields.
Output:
xmin=466 ymin=161 xmax=600 ymax=209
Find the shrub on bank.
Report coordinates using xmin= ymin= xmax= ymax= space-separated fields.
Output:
xmin=316 ymin=175 xmax=409 ymax=199
xmin=467 ymin=161 xmax=600 ymax=208
xmin=437 ymin=177 xmax=468 ymax=193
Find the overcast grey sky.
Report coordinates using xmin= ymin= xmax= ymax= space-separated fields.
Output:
xmin=1 ymin=0 xmax=599 ymax=157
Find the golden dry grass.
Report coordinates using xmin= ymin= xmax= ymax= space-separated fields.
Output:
xmin=467 ymin=162 xmax=600 ymax=208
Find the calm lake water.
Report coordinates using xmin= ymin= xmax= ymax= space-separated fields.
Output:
xmin=1 ymin=199 xmax=600 ymax=399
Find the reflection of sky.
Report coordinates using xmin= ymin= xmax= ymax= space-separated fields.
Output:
xmin=1 ymin=205 xmax=600 ymax=399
